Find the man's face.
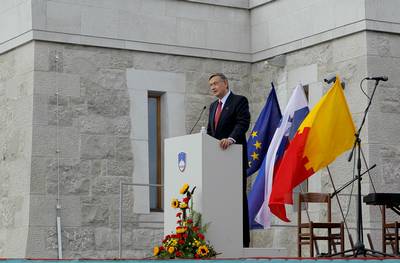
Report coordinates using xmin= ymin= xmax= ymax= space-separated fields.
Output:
xmin=209 ymin=76 xmax=228 ymax=99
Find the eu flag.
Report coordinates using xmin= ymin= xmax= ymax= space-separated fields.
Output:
xmin=246 ymin=85 xmax=281 ymax=177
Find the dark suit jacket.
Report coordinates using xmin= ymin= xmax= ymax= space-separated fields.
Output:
xmin=207 ymin=92 xmax=251 ymax=170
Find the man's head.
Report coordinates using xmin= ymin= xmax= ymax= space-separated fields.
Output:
xmin=209 ymin=73 xmax=229 ymax=99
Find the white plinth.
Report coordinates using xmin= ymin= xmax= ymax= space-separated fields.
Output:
xmin=164 ymin=133 xmax=243 ymax=257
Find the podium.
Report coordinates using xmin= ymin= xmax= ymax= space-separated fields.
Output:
xmin=164 ymin=133 xmax=243 ymax=257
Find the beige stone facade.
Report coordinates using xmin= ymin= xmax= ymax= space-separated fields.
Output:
xmin=1 ymin=0 xmax=400 ymax=258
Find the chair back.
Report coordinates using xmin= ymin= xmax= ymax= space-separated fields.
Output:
xmin=298 ymin=192 xmax=332 ymax=224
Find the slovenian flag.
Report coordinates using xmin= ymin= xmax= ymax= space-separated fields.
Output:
xmin=269 ymin=76 xmax=356 ymax=222
xmin=252 ymin=84 xmax=309 ymax=228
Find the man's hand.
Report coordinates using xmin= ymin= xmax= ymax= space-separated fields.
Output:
xmin=219 ymin=138 xmax=234 ymax=150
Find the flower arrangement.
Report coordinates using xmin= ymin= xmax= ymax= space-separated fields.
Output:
xmin=153 ymin=183 xmax=217 ymax=259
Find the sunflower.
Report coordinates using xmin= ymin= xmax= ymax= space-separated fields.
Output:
xmin=168 ymin=246 xmax=175 ymax=254
xmin=179 ymin=202 xmax=188 ymax=209
xmin=197 ymin=245 xmax=209 ymax=256
xmin=153 ymin=246 xmax=160 ymax=256
xmin=179 ymin=183 xmax=189 ymax=194
xmin=171 ymin=199 xmax=179 ymax=208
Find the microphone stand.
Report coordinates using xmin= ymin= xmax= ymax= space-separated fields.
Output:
xmin=189 ymin=106 xmax=206 ymax=134
xmin=336 ymin=78 xmax=390 ymax=257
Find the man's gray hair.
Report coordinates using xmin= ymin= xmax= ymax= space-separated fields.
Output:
xmin=209 ymin=73 xmax=228 ymax=81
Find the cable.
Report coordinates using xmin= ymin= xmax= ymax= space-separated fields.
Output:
xmin=326 ymin=166 xmax=353 ymax=246
xmin=360 ymin=78 xmax=369 ymax=99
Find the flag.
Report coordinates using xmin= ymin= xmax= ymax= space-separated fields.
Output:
xmin=246 ymin=85 xmax=281 ymax=177
xmin=251 ymin=85 xmax=309 ymax=228
xmin=268 ymin=76 xmax=356 ymax=222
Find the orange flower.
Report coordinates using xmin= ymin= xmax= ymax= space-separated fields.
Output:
xmin=168 ymin=246 xmax=175 ymax=254
xmin=180 ymin=183 xmax=189 ymax=194
xmin=153 ymin=246 xmax=160 ymax=256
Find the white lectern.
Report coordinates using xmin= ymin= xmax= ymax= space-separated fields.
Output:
xmin=164 ymin=133 xmax=243 ymax=257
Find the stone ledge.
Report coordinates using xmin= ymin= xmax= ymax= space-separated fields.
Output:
xmin=2 ymin=20 xmax=400 ymax=63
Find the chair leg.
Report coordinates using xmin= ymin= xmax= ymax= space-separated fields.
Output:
xmin=328 ymin=228 xmax=332 ymax=256
xmin=396 ymin=222 xmax=399 ymax=255
xmin=340 ymin=223 xmax=344 ymax=257
xmin=298 ymin=230 xmax=301 ymax=257
xmin=310 ymin=224 xmax=314 ymax=257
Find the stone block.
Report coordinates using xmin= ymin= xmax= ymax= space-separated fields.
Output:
xmin=94 ymin=227 xmax=118 ymax=250
xmin=48 ymin=95 xmax=73 ymax=127
xmin=78 ymin=115 xmax=109 ymax=135
xmin=91 ymin=159 xmax=107 ymax=177
xmin=70 ymin=96 xmax=87 ymax=118
xmin=107 ymin=159 xmax=134 ymax=177
xmin=177 ymin=18 xmax=207 ymax=48
xmin=26 ymin=226 xmax=49 ymax=258
xmin=87 ymin=85 xmax=130 ymax=118
xmin=45 ymin=159 xmax=92 ymax=195
xmin=0 ymin=198 xmax=18 ymax=227
xmin=91 ymin=177 xmax=129 ymax=195
xmin=82 ymin=203 xmax=109 ymax=226
xmin=27 ymin=195 xmax=57 ymax=226
xmin=206 ymin=21 xmax=250 ymax=52
xmin=33 ymin=42 xmax=51 ymax=71
xmin=81 ymin=5 xmax=119 ymax=39
xmin=202 ymin=59 xmax=223 ymax=73
xmin=49 ymin=49 xmax=64 ymax=73
xmin=333 ymin=32 xmax=367 ymax=63
xmin=116 ymin=137 xmax=134 ymax=161
xmin=46 ymin=1 xmax=81 ymax=34
xmin=80 ymin=134 xmax=115 ymax=159
xmin=47 ymin=227 xmax=96 ymax=252
xmin=34 ymin=71 xmax=81 ymax=96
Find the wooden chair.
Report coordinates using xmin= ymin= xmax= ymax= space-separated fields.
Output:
xmin=297 ymin=192 xmax=345 ymax=257
xmin=382 ymin=205 xmax=400 ymax=255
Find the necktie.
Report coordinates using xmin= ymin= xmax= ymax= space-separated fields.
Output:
xmin=214 ymin=100 xmax=222 ymax=128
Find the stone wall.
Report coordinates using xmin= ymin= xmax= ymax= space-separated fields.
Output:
xmin=26 ymin=41 xmax=251 ymax=258
xmin=364 ymin=31 xmax=400 ymax=250
xmin=248 ymin=32 xmax=378 ymax=255
xmin=2 ymin=31 xmax=400 ymax=259
xmin=0 ymin=43 xmax=34 ymax=257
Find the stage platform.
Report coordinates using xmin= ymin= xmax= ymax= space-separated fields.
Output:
xmin=1 ymin=258 xmax=400 ymax=263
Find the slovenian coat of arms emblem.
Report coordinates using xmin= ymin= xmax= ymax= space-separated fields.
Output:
xmin=178 ymin=152 xmax=186 ymax=172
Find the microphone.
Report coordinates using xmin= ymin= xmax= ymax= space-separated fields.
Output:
xmin=324 ymin=75 xmax=345 ymax=89
xmin=189 ymin=106 xmax=207 ymax=134
xmin=366 ymin=76 xmax=388 ymax=82
xmin=324 ymin=75 xmax=336 ymax=84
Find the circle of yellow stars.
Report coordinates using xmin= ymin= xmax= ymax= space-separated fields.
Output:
xmin=249 ymin=131 xmax=262 ymax=168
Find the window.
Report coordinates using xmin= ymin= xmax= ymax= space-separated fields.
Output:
xmin=148 ymin=95 xmax=162 ymax=211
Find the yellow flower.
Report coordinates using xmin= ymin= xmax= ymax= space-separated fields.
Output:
xmin=180 ymin=183 xmax=189 ymax=194
xmin=197 ymin=245 xmax=209 ymax=256
xmin=171 ymin=199 xmax=179 ymax=208
xmin=153 ymin=246 xmax=160 ymax=256
xmin=168 ymin=246 xmax=175 ymax=254
xmin=176 ymin=227 xmax=187 ymax=234
xmin=179 ymin=202 xmax=188 ymax=209
xmin=170 ymin=239 xmax=178 ymax=246
xmin=194 ymin=240 xmax=201 ymax=247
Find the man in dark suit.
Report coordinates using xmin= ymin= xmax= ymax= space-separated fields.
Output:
xmin=206 ymin=73 xmax=251 ymax=248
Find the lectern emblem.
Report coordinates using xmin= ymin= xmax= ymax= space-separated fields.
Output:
xmin=178 ymin=152 xmax=186 ymax=172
